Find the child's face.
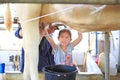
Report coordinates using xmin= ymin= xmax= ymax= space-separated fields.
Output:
xmin=58 ymin=32 xmax=71 ymax=46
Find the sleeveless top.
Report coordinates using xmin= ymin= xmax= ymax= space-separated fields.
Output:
xmin=52 ymin=43 xmax=74 ymax=65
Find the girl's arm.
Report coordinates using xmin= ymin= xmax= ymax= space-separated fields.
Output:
xmin=71 ymin=32 xmax=83 ymax=47
xmin=44 ymin=27 xmax=57 ymax=50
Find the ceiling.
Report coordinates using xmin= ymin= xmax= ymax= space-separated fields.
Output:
xmin=0 ymin=0 xmax=120 ymax=4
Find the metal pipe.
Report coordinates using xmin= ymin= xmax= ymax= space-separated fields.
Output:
xmin=96 ymin=32 xmax=98 ymax=56
xmin=88 ymin=32 xmax=91 ymax=53
xmin=117 ymin=30 xmax=120 ymax=72
xmin=104 ymin=32 xmax=110 ymax=80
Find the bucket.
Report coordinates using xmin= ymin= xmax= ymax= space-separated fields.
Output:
xmin=0 ymin=63 xmax=5 ymax=73
xmin=43 ymin=65 xmax=77 ymax=80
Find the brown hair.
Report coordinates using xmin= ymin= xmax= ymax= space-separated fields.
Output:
xmin=58 ymin=28 xmax=71 ymax=38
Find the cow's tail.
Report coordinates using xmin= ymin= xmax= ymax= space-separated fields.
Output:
xmin=4 ymin=3 xmax=12 ymax=31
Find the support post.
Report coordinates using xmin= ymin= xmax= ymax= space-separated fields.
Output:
xmin=104 ymin=32 xmax=110 ymax=80
xmin=117 ymin=30 xmax=120 ymax=72
xmin=96 ymin=32 xmax=98 ymax=56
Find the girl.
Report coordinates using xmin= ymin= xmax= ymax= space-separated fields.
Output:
xmin=44 ymin=28 xmax=82 ymax=66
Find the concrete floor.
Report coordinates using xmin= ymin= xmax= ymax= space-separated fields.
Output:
xmin=5 ymin=72 xmax=120 ymax=80
xmin=5 ymin=73 xmax=103 ymax=80
xmin=4 ymin=63 xmax=119 ymax=80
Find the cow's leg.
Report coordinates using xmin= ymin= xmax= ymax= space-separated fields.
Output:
xmin=15 ymin=4 xmax=41 ymax=80
xmin=22 ymin=21 xmax=40 ymax=80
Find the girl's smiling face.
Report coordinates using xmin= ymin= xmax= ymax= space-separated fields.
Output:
xmin=58 ymin=31 xmax=72 ymax=46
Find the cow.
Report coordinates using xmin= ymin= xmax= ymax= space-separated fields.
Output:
xmin=4 ymin=3 xmax=120 ymax=80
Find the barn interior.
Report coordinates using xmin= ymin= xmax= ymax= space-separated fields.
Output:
xmin=0 ymin=0 xmax=120 ymax=80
